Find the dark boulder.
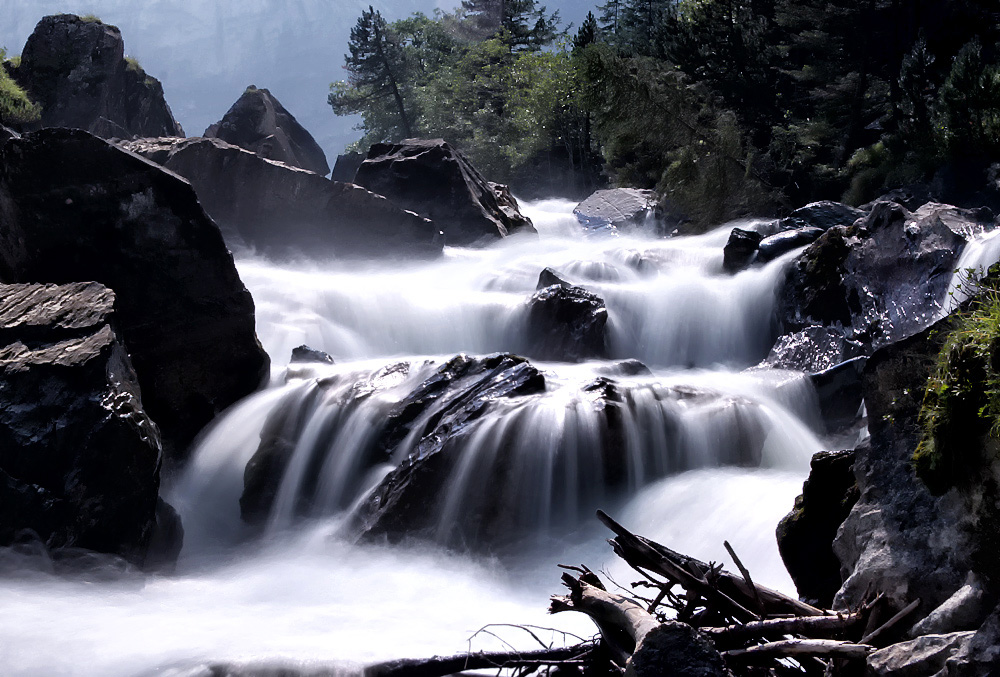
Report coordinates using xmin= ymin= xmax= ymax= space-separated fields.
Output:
xmin=120 ymin=136 xmax=441 ymax=258
xmin=722 ymin=227 xmax=762 ymax=273
xmin=290 ymin=345 xmax=334 ymax=365
xmin=573 ymin=188 xmax=657 ymax=231
xmin=628 ymin=622 xmax=730 ymax=677
xmin=0 ymin=126 xmax=18 ymax=146
xmin=16 ymin=14 xmax=183 ymax=139
xmin=523 ymin=284 xmax=609 ymax=362
xmin=536 ymin=267 xmax=571 ymax=290
xmin=331 ymin=151 xmax=363 ymax=183
xmin=354 ymin=138 xmax=536 ymax=245
xmin=0 ymin=282 xmax=161 ymax=563
xmin=204 ymin=86 xmax=329 ymax=176
xmin=778 ymin=201 xmax=987 ymax=351
xmin=776 ymin=450 xmax=859 ymax=607
xmin=490 ymin=182 xmax=534 ymax=234
xmin=779 ymin=200 xmax=865 ymax=232
xmin=809 ymin=357 xmax=867 ymax=434
xmin=0 ymin=129 xmax=269 ymax=458
xmin=756 ymin=226 xmax=823 ymax=262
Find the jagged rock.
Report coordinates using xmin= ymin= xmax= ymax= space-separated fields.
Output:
xmin=810 ymin=357 xmax=867 ymax=433
xmin=204 ymin=86 xmax=329 ymax=176
xmin=776 ymin=450 xmax=859 ymax=607
xmin=722 ymin=228 xmax=762 ymax=273
xmin=490 ymin=181 xmax=534 ymax=234
xmin=942 ymin=609 xmax=1000 ymax=675
xmin=354 ymin=138 xmax=536 ymax=245
xmin=765 ymin=326 xmax=865 ymax=373
xmin=120 ymin=136 xmax=440 ymax=258
xmin=15 ymin=14 xmax=183 ymax=139
xmin=523 ymin=284 xmax=609 ymax=362
xmin=0 ymin=282 xmax=161 ymax=563
xmin=331 ymin=151 xmax=363 ymax=183
xmin=778 ymin=201 xmax=990 ymax=351
xmin=867 ymin=632 xmax=975 ymax=676
xmin=290 ymin=345 xmax=334 ymax=365
xmin=780 ymin=200 xmax=865 ymax=232
xmin=757 ymin=226 xmax=824 ymax=262
xmin=0 ymin=128 xmax=269 ymax=458
xmin=833 ymin=320 xmax=971 ymax=615
xmin=573 ymin=188 xmax=657 ymax=231
xmin=536 ymin=267 xmax=571 ymax=290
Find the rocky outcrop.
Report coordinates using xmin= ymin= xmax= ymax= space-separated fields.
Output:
xmin=204 ymin=86 xmax=329 ymax=176
xmin=776 ymin=450 xmax=859 ymax=607
xmin=523 ymin=283 xmax=609 ymax=362
xmin=0 ymin=282 xmax=161 ymax=563
xmin=573 ymin=188 xmax=657 ymax=231
xmin=354 ymin=138 xmax=536 ymax=245
xmin=332 ymin=151 xmax=363 ymax=183
xmin=0 ymin=129 xmax=269 ymax=457
xmin=120 ymin=136 xmax=440 ymax=258
xmin=15 ymin=14 xmax=183 ymax=139
xmin=778 ymin=201 xmax=993 ymax=352
xmin=722 ymin=227 xmax=762 ymax=273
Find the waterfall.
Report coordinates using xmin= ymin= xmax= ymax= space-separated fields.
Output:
xmin=1 ymin=200 xmax=826 ymax=676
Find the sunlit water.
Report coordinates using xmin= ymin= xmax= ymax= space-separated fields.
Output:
xmin=2 ymin=200 xmax=831 ymax=676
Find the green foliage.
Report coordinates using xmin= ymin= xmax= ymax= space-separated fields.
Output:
xmin=935 ymin=39 xmax=1000 ymax=162
xmin=0 ymin=47 xmax=40 ymax=127
xmin=124 ymin=56 xmax=142 ymax=73
xmin=459 ymin=0 xmax=560 ymax=51
xmin=80 ymin=14 xmax=103 ymax=23
xmin=915 ymin=268 xmax=1000 ymax=495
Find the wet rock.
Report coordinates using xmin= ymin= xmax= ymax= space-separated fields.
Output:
xmin=204 ymin=86 xmax=329 ymax=176
xmin=765 ymin=326 xmax=865 ymax=373
xmin=780 ymin=200 xmax=865 ymax=232
xmin=0 ymin=128 xmax=269 ymax=458
xmin=722 ymin=227 xmax=762 ymax=273
xmin=573 ymin=188 xmax=656 ymax=231
xmin=776 ymin=450 xmax=859 ymax=607
xmin=0 ymin=282 xmax=161 ymax=563
xmin=810 ymin=357 xmax=867 ymax=433
xmin=756 ymin=226 xmax=823 ymax=262
xmin=627 ymin=622 xmax=730 ymax=677
xmin=524 ymin=284 xmax=609 ymax=362
xmin=353 ymin=354 xmax=549 ymax=544
xmin=536 ymin=267 xmax=571 ymax=290
xmin=290 ymin=345 xmax=334 ymax=365
xmin=119 ymin=136 xmax=440 ymax=258
xmin=594 ymin=359 xmax=653 ymax=377
xmin=354 ymin=138 xmax=536 ymax=245
xmin=778 ymin=201 xmax=988 ymax=351
xmin=491 ymin=182 xmax=534 ymax=235
xmin=867 ymin=632 xmax=975 ymax=676
xmin=833 ymin=320 xmax=971 ymax=615
xmin=16 ymin=14 xmax=183 ymax=139
xmin=145 ymin=498 xmax=184 ymax=572
xmin=331 ymin=151 xmax=364 ymax=183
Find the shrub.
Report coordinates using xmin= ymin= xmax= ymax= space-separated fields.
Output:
xmin=0 ymin=48 xmax=40 ymax=126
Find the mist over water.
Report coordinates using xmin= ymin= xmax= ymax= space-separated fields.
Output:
xmin=1 ymin=200 xmax=827 ymax=676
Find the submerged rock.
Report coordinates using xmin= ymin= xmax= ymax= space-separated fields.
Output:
xmin=573 ymin=188 xmax=657 ymax=231
xmin=0 ymin=282 xmax=161 ymax=563
xmin=354 ymin=138 xmax=536 ymax=245
xmin=120 ymin=136 xmax=440 ymax=258
xmin=205 ymin=86 xmax=329 ymax=176
xmin=523 ymin=283 xmax=609 ymax=362
xmin=0 ymin=129 xmax=269 ymax=458
xmin=776 ymin=450 xmax=859 ymax=608
xmin=16 ymin=14 xmax=183 ymax=139
xmin=290 ymin=345 xmax=334 ymax=365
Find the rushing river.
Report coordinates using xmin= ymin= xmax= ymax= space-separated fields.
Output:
xmin=1 ymin=200 xmax=828 ymax=676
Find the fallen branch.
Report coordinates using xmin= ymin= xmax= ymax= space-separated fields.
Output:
xmin=723 ymin=638 xmax=873 ymax=663
xmin=703 ymin=611 xmax=864 ymax=643
xmin=861 ymin=599 xmax=921 ymax=646
xmin=363 ymin=642 xmax=596 ymax=677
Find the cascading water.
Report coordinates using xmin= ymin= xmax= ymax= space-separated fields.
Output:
xmin=2 ymin=200 xmax=829 ymax=676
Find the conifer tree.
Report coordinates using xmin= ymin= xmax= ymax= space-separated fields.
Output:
xmin=460 ymin=0 xmax=560 ymax=51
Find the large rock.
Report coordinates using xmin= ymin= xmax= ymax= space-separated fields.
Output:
xmin=204 ymin=86 xmax=329 ymax=176
xmin=573 ymin=188 xmax=657 ymax=231
xmin=756 ymin=226 xmax=823 ymax=262
xmin=15 ymin=14 xmax=183 ymax=139
xmin=722 ymin=227 xmax=762 ymax=273
xmin=523 ymin=280 xmax=609 ymax=362
xmin=354 ymin=138 xmax=536 ymax=245
xmin=0 ymin=282 xmax=161 ymax=563
xmin=120 ymin=136 xmax=440 ymax=258
xmin=778 ymin=201 xmax=992 ymax=352
xmin=764 ymin=325 xmax=865 ymax=373
xmin=779 ymin=200 xmax=864 ymax=232
xmin=0 ymin=129 xmax=269 ymax=457
xmin=867 ymin=632 xmax=975 ymax=676
xmin=776 ymin=450 xmax=859 ymax=607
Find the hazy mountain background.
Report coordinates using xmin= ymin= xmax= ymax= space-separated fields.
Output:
xmin=0 ymin=0 xmax=588 ymax=160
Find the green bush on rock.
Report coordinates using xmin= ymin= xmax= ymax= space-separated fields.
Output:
xmin=0 ymin=47 xmax=40 ymax=127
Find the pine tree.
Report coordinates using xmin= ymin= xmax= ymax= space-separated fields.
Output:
xmin=573 ymin=12 xmax=600 ymax=52
xmin=329 ymin=6 xmax=415 ymax=141
xmin=460 ymin=0 xmax=560 ymax=51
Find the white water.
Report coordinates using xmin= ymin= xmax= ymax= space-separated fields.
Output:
xmin=1 ymin=200 xmax=826 ymax=676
